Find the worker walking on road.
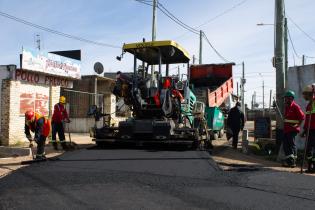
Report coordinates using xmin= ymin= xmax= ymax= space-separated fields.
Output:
xmin=25 ymin=111 xmax=51 ymax=160
xmin=282 ymin=90 xmax=305 ymax=167
xmin=302 ymin=85 xmax=315 ymax=173
xmin=51 ymin=96 xmax=70 ymax=150
xmin=227 ymin=102 xmax=245 ymax=149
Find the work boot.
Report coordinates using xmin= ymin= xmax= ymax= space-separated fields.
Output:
xmin=52 ymin=142 xmax=58 ymax=150
xmin=287 ymin=157 xmax=296 ymax=168
xmin=35 ymin=155 xmax=47 ymax=161
xmin=61 ymin=142 xmax=68 ymax=151
xmin=305 ymin=161 xmax=314 ymax=173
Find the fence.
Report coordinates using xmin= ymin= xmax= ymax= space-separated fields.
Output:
xmin=60 ymin=89 xmax=108 ymax=133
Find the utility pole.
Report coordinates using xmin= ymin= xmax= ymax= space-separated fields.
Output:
xmin=284 ymin=17 xmax=288 ymax=86
xmin=241 ymin=62 xmax=246 ymax=114
xmin=252 ymin=91 xmax=256 ymax=110
xmin=262 ymin=80 xmax=265 ymax=116
xmin=151 ymin=0 xmax=157 ymax=84
xmin=237 ymin=82 xmax=239 ymax=98
xmin=36 ymin=34 xmax=41 ymax=51
xmin=302 ymin=54 xmax=305 ymax=65
xmin=269 ymin=89 xmax=273 ymax=112
xmin=152 ymin=0 xmax=157 ymax=41
xmin=193 ymin=55 xmax=196 ymax=64
xmin=199 ymin=30 xmax=203 ymax=64
xmin=275 ymin=0 xmax=286 ymax=133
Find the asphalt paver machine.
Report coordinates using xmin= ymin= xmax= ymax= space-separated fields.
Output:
xmin=91 ymin=40 xmax=210 ymax=149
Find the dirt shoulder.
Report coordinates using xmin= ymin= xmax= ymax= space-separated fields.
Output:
xmin=211 ymin=139 xmax=315 ymax=176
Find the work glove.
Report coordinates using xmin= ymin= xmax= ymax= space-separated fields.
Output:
xmin=29 ymin=141 xmax=34 ymax=148
xmin=26 ymin=134 xmax=32 ymax=141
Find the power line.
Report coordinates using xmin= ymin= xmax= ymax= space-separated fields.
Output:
xmin=287 ymin=15 xmax=315 ymax=45
xmin=0 ymin=11 xmax=121 ymax=49
xmin=196 ymin=0 xmax=248 ymax=29
xmin=134 ymin=0 xmax=230 ymax=62
xmin=134 ymin=0 xmax=153 ymax=6
xmin=157 ymin=2 xmax=199 ymax=34
xmin=287 ymin=26 xmax=301 ymax=58
xmin=135 ymin=0 xmax=199 ymax=34
xmin=202 ymin=32 xmax=230 ymax=62
xmin=174 ymin=0 xmax=248 ymax=39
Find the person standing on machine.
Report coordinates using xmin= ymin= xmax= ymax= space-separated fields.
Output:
xmin=51 ymin=96 xmax=70 ymax=150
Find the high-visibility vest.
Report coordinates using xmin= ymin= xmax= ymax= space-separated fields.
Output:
xmin=284 ymin=119 xmax=300 ymax=124
xmin=284 ymin=101 xmax=305 ymax=133
xmin=305 ymin=101 xmax=315 ymax=115
xmin=304 ymin=100 xmax=315 ymax=130
xmin=34 ymin=113 xmax=51 ymax=137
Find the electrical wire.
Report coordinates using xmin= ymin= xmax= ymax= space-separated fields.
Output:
xmin=134 ymin=0 xmax=153 ymax=6
xmin=196 ymin=0 xmax=248 ymax=29
xmin=0 ymin=11 xmax=121 ymax=49
xmin=202 ymin=32 xmax=230 ymax=62
xmin=157 ymin=2 xmax=199 ymax=34
xmin=134 ymin=0 xmax=198 ymax=34
xmin=174 ymin=0 xmax=248 ymax=39
xmin=134 ymin=0 xmax=231 ymax=62
xmin=287 ymin=27 xmax=301 ymax=58
xmin=287 ymin=15 xmax=315 ymax=45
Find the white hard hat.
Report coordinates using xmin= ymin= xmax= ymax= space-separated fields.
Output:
xmin=303 ymin=85 xmax=313 ymax=93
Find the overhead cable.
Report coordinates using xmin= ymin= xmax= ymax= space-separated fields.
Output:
xmin=202 ymin=32 xmax=231 ymax=62
xmin=287 ymin=15 xmax=315 ymax=45
xmin=0 ymin=11 xmax=121 ymax=49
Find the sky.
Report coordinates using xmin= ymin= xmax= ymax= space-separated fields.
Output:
xmin=0 ymin=0 xmax=315 ymax=106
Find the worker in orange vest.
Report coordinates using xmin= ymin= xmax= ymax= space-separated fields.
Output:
xmin=25 ymin=111 xmax=51 ymax=160
xmin=51 ymin=96 xmax=70 ymax=150
xmin=282 ymin=90 xmax=305 ymax=167
xmin=302 ymin=85 xmax=315 ymax=173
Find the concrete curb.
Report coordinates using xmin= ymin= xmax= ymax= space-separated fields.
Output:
xmin=0 ymin=146 xmax=32 ymax=158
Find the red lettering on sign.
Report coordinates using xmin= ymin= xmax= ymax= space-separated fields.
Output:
xmin=21 ymin=71 xmax=27 ymax=80
xmin=34 ymin=74 xmax=39 ymax=83
xmin=15 ymin=69 xmax=21 ymax=80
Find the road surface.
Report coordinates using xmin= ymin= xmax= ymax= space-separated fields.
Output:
xmin=1 ymin=145 xmax=315 ymax=209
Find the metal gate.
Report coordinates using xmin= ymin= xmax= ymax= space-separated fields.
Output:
xmin=60 ymin=89 xmax=106 ymax=133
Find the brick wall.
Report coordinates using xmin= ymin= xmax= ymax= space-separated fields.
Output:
xmin=1 ymin=79 xmax=11 ymax=145
xmin=0 ymin=79 xmax=60 ymax=146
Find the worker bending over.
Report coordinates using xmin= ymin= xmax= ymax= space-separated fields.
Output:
xmin=25 ymin=111 xmax=51 ymax=160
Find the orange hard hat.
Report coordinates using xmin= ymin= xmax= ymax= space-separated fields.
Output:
xmin=163 ymin=78 xmax=172 ymax=89
xmin=25 ymin=110 xmax=35 ymax=121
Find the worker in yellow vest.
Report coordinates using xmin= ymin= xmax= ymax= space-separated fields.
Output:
xmin=302 ymin=85 xmax=315 ymax=173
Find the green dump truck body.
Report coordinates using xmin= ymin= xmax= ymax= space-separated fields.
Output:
xmin=205 ymin=107 xmax=225 ymax=131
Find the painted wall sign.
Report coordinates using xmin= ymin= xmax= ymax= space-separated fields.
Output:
xmin=20 ymin=88 xmax=49 ymax=116
xmin=14 ymin=69 xmax=73 ymax=88
xmin=21 ymin=48 xmax=81 ymax=79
